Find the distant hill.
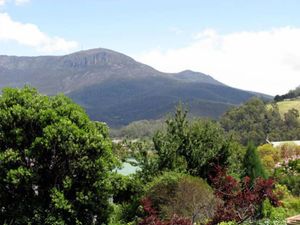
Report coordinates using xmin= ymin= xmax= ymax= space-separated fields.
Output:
xmin=0 ymin=48 xmax=271 ymax=127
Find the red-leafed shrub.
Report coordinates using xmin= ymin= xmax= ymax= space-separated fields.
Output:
xmin=209 ymin=166 xmax=280 ymax=224
xmin=139 ymin=198 xmax=192 ymax=225
xmin=167 ymin=215 xmax=193 ymax=225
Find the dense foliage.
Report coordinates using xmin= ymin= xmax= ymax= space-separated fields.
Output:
xmin=274 ymin=159 xmax=300 ymax=196
xmin=110 ymin=119 xmax=165 ymax=140
xmin=257 ymin=144 xmax=280 ymax=172
xmin=144 ymin=172 xmax=216 ymax=223
xmin=152 ymin=106 xmax=232 ymax=179
xmin=1 ymin=87 xmax=298 ymax=225
xmin=139 ymin=198 xmax=193 ymax=225
xmin=0 ymin=87 xmax=116 ymax=224
xmin=210 ymin=167 xmax=280 ymax=224
xmin=221 ymin=97 xmax=300 ymax=145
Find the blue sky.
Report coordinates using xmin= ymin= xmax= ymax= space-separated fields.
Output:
xmin=1 ymin=0 xmax=300 ymax=94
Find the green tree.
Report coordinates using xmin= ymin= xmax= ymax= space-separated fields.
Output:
xmin=152 ymin=106 xmax=231 ymax=179
xmin=182 ymin=119 xmax=231 ymax=178
xmin=281 ymin=108 xmax=300 ymax=141
xmin=220 ymin=98 xmax=267 ymax=145
xmin=220 ymin=97 xmax=300 ymax=146
xmin=0 ymin=87 xmax=116 ymax=224
xmin=153 ymin=105 xmax=189 ymax=174
xmin=242 ymin=142 xmax=267 ymax=182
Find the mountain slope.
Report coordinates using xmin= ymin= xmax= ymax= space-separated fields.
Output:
xmin=0 ymin=48 xmax=163 ymax=94
xmin=0 ymin=48 xmax=225 ymax=94
xmin=0 ymin=48 xmax=271 ymax=126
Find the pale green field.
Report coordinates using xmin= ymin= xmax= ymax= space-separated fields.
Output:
xmin=276 ymin=99 xmax=300 ymax=116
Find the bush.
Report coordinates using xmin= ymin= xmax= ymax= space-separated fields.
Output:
xmin=274 ymin=159 xmax=300 ymax=196
xmin=144 ymin=172 xmax=216 ymax=224
xmin=282 ymin=196 xmax=300 ymax=217
xmin=262 ymin=199 xmax=286 ymax=221
xmin=138 ymin=198 xmax=193 ymax=225
xmin=257 ymin=144 xmax=280 ymax=172
xmin=210 ymin=167 xmax=280 ymax=224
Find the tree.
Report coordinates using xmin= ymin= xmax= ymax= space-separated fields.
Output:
xmin=184 ymin=119 xmax=231 ymax=178
xmin=281 ymin=108 xmax=300 ymax=141
xmin=152 ymin=106 xmax=231 ymax=179
xmin=153 ymin=105 xmax=189 ymax=174
xmin=220 ymin=98 xmax=268 ymax=145
xmin=0 ymin=87 xmax=116 ymax=224
xmin=274 ymin=86 xmax=300 ymax=102
xmin=242 ymin=142 xmax=267 ymax=181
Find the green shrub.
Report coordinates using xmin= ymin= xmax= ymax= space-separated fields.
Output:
xmin=145 ymin=172 xmax=217 ymax=224
xmin=282 ymin=196 xmax=300 ymax=217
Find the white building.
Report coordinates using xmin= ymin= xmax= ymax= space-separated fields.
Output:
xmin=271 ymin=140 xmax=300 ymax=147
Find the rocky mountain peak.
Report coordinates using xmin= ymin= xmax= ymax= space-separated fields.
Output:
xmin=61 ymin=48 xmax=137 ymax=68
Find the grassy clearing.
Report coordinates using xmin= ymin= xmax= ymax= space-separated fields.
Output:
xmin=267 ymin=99 xmax=300 ymax=116
xmin=276 ymin=99 xmax=300 ymax=116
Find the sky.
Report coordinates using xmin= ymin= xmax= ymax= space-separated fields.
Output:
xmin=0 ymin=0 xmax=300 ymax=95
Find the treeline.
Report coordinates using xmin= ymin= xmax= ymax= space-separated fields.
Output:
xmin=221 ymin=98 xmax=300 ymax=145
xmin=274 ymin=86 xmax=300 ymax=102
xmin=110 ymin=119 xmax=166 ymax=140
xmin=114 ymin=97 xmax=300 ymax=146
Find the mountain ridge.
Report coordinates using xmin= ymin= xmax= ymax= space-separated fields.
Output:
xmin=0 ymin=48 xmax=271 ymax=126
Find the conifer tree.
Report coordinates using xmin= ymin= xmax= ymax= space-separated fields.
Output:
xmin=242 ymin=142 xmax=267 ymax=182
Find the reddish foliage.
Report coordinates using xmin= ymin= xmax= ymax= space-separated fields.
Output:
xmin=167 ymin=215 xmax=193 ymax=225
xmin=209 ymin=166 xmax=280 ymax=224
xmin=139 ymin=198 xmax=192 ymax=225
xmin=141 ymin=197 xmax=158 ymax=216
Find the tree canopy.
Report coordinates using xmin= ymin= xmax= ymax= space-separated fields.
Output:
xmin=0 ymin=87 xmax=116 ymax=224
xmin=149 ymin=105 xmax=232 ymax=180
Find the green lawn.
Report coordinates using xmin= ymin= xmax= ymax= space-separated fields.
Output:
xmin=276 ymin=99 xmax=300 ymax=116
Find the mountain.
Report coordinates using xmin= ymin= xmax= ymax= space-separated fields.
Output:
xmin=172 ymin=70 xmax=224 ymax=85
xmin=0 ymin=48 xmax=271 ymax=127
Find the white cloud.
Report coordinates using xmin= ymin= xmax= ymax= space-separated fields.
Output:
xmin=0 ymin=0 xmax=30 ymax=6
xmin=136 ymin=27 xmax=300 ymax=95
xmin=15 ymin=0 xmax=30 ymax=5
xmin=0 ymin=13 xmax=78 ymax=53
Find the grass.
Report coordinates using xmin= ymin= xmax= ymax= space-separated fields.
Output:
xmin=276 ymin=99 xmax=300 ymax=116
xmin=267 ymin=99 xmax=300 ymax=118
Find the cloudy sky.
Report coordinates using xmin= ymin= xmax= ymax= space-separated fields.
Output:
xmin=1 ymin=0 xmax=300 ymax=95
